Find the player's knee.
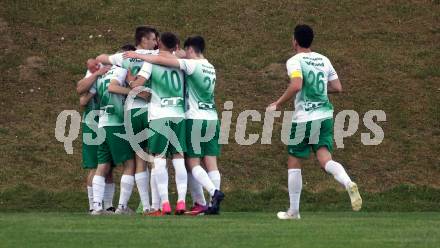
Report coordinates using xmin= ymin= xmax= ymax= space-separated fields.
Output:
xmin=287 ymin=156 xmax=302 ymax=169
xmin=123 ymin=160 xmax=136 ymax=175
xmin=316 ymin=148 xmax=332 ymax=168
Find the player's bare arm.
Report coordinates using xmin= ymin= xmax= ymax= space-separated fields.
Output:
xmin=79 ymin=92 xmax=95 ymax=107
xmin=267 ymin=77 xmax=302 ymax=111
xmin=76 ymin=65 xmax=110 ymax=94
xmin=108 ymin=79 xmax=131 ymax=96
xmin=123 ymin=52 xmax=180 ymax=68
xmin=327 ymin=79 xmax=342 ymax=93
xmin=95 ymin=54 xmax=112 ymax=65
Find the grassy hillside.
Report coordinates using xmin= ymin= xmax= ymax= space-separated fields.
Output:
xmin=0 ymin=0 xmax=439 ymax=210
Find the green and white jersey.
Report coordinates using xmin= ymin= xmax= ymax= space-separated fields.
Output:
xmin=81 ymin=70 xmax=99 ymax=125
xmin=95 ymin=66 xmax=128 ymax=128
xmin=109 ymin=49 xmax=159 ymax=110
xmin=286 ymin=52 xmax=338 ymax=123
xmin=178 ymin=59 xmax=218 ymax=120
xmin=138 ymin=60 xmax=185 ymax=121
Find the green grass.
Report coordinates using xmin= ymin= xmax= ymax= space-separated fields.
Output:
xmin=0 ymin=212 xmax=439 ymax=248
xmin=1 ymin=184 xmax=439 ymax=212
xmin=0 ymin=0 xmax=439 ymax=209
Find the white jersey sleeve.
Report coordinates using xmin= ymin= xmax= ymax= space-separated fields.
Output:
xmin=137 ymin=62 xmax=153 ymax=80
xmin=89 ymin=82 xmax=97 ymax=94
xmin=286 ymin=57 xmax=303 ymax=79
xmin=84 ymin=70 xmax=97 ymax=94
xmin=112 ymin=67 xmax=128 ymax=85
xmin=108 ymin=53 xmax=124 ymax=67
xmin=178 ymin=59 xmax=197 ymax=75
xmin=326 ymin=59 xmax=338 ymax=81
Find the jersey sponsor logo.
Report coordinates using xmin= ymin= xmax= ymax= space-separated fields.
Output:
xmin=160 ymin=97 xmax=184 ymax=107
xmin=304 ymin=61 xmax=324 ymax=67
xmin=304 ymin=101 xmax=325 ymax=111
xmin=202 ymin=68 xmax=215 ymax=75
xmin=198 ymin=101 xmax=216 ymax=110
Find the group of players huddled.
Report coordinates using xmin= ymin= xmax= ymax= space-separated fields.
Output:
xmin=77 ymin=26 xmax=223 ymax=216
xmin=77 ymin=24 xmax=362 ymax=219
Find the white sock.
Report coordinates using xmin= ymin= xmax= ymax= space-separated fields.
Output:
xmin=150 ymin=169 xmax=160 ymax=210
xmin=192 ymin=165 xmax=216 ymax=196
xmin=172 ymin=158 xmax=187 ymax=202
xmin=188 ymin=172 xmax=206 ymax=206
xmin=153 ymin=158 xmax=169 ymax=204
xmin=87 ymin=186 xmax=93 ymax=210
xmin=208 ymin=170 xmax=221 ymax=190
xmin=92 ymin=175 xmax=105 ymax=211
xmin=324 ymin=160 xmax=352 ymax=189
xmin=288 ymin=169 xmax=302 ymax=214
xmin=135 ymin=171 xmax=151 ymax=211
xmin=103 ymin=183 xmax=115 ymax=209
xmin=118 ymin=175 xmax=135 ymax=209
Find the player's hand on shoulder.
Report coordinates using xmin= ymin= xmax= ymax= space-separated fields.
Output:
xmin=137 ymin=91 xmax=151 ymax=101
xmin=123 ymin=51 xmax=139 ymax=59
xmin=175 ymin=49 xmax=186 ymax=58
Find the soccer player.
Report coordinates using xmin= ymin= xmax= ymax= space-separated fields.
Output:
xmin=128 ymin=32 xmax=188 ymax=215
xmin=91 ymin=48 xmax=140 ymax=215
xmin=124 ymin=36 xmax=225 ymax=215
xmin=267 ymin=24 xmax=362 ymax=219
xmin=96 ymin=26 xmax=160 ymax=214
xmin=76 ymin=60 xmax=117 ymax=212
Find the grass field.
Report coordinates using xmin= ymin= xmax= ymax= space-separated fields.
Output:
xmin=1 ymin=212 xmax=439 ymax=248
xmin=0 ymin=0 xmax=439 ymax=217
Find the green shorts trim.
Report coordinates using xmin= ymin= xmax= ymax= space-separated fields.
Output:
xmin=82 ymin=123 xmax=98 ymax=169
xmin=185 ymin=119 xmax=221 ymax=158
xmin=129 ymin=108 xmax=149 ymax=151
xmin=97 ymin=125 xmax=134 ymax=165
xmin=287 ymin=118 xmax=334 ymax=159
xmin=148 ymin=117 xmax=186 ymax=157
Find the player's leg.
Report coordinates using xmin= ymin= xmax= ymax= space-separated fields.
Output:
xmin=91 ymin=131 xmax=113 ymax=215
xmin=91 ymin=162 xmax=111 ymax=215
xmin=278 ymin=155 xmax=303 ymax=220
xmin=116 ymin=158 xmax=136 ymax=214
xmin=313 ymin=118 xmax=362 ymax=211
xmin=170 ymin=118 xmax=188 ymax=215
xmin=278 ymin=121 xmax=309 ymax=220
xmin=150 ymin=155 xmax=170 ymax=215
xmin=148 ymin=118 xmax=171 ymax=215
xmin=316 ymin=147 xmax=362 ymax=211
xmin=172 ymin=153 xmax=187 ymax=214
xmin=188 ymin=157 xmax=216 ymax=198
xmin=186 ymin=158 xmax=207 ymax=214
xmin=82 ymin=123 xmax=99 ymax=212
xmin=129 ymin=108 xmax=151 ymax=214
xmin=102 ymin=125 xmax=135 ymax=215
xmin=202 ymin=156 xmax=225 ymax=215
xmin=134 ymin=152 xmax=151 ymax=214
xmin=86 ymin=169 xmax=95 ymax=212
xmin=149 ymin=160 xmax=161 ymax=211
xmin=103 ymin=167 xmax=115 ymax=212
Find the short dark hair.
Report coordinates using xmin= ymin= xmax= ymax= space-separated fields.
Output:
xmin=294 ymin=25 xmax=314 ymax=48
xmin=120 ymin=44 xmax=136 ymax=52
xmin=135 ymin=26 xmax=158 ymax=46
xmin=160 ymin=32 xmax=179 ymax=50
xmin=183 ymin=36 xmax=205 ymax=54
